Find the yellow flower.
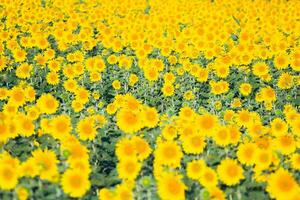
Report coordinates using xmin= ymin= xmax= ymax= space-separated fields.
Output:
xmin=161 ymin=83 xmax=175 ymax=96
xmin=213 ymin=125 xmax=230 ymax=147
xmin=77 ymin=117 xmax=97 ymax=140
xmin=16 ymin=187 xmax=29 ymax=200
xmin=239 ymin=83 xmax=252 ymax=96
xmin=181 ymin=133 xmax=206 ymax=154
xmin=117 ymin=158 xmax=141 ymax=180
xmin=252 ymin=62 xmax=269 ymax=77
xmin=277 ymin=72 xmax=294 ymax=89
xmin=161 ymin=125 xmax=178 ymax=140
xmin=50 ymin=115 xmax=72 ymax=140
xmin=223 ymin=110 xmax=235 ymax=122
xmin=112 ymin=80 xmax=121 ymax=90
xmin=98 ymin=188 xmax=115 ymax=200
xmin=157 ymin=173 xmax=186 ymax=200
xmin=116 ymin=108 xmax=143 ymax=134
xmin=163 ymin=72 xmax=175 ymax=83
xmin=129 ymin=73 xmax=139 ymax=86
xmin=16 ymin=63 xmax=32 ymax=79
xmin=254 ymin=148 xmax=273 ymax=170
xmin=20 ymin=157 xmax=39 ymax=178
xmin=231 ymin=98 xmax=242 ymax=108
xmin=115 ymin=138 xmax=136 ymax=160
xmin=131 ymin=136 xmax=152 ymax=160
xmin=186 ymin=159 xmax=207 ymax=180
xmin=199 ymin=167 xmax=218 ymax=188
xmin=17 ymin=114 xmax=35 ymax=137
xmin=183 ymin=90 xmax=194 ymax=100
xmin=237 ymin=142 xmax=256 ymax=166
xmin=154 ymin=140 xmax=183 ymax=168
xmin=13 ymin=49 xmax=27 ymax=62
xmin=275 ymin=134 xmax=296 ymax=155
xmin=61 ymin=169 xmax=90 ymax=198
xmin=9 ymin=86 xmax=26 ymax=106
xmin=267 ymin=168 xmax=299 ymax=200
xmin=270 ymin=118 xmax=288 ymax=136
xmin=46 ymin=71 xmax=60 ymax=85
xmin=261 ymin=86 xmax=276 ymax=102
xmin=217 ymin=158 xmax=244 ymax=186
xmin=290 ymin=153 xmax=300 ymax=170
xmin=36 ymin=93 xmax=59 ymax=114
xmin=144 ymin=67 xmax=159 ymax=81
xmin=197 ymin=113 xmax=218 ymax=136
xmin=0 ymin=163 xmax=19 ymax=190
xmin=142 ymin=106 xmax=159 ymax=128
xmin=274 ymin=53 xmax=290 ymax=69
xmin=32 ymin=149 xmax=58 ymax=181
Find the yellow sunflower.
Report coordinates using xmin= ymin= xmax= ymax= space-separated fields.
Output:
xmin=217 ymin=158 xmax=244 ymax=186
xmin=61 ymin=169 xmax=91 ymax=198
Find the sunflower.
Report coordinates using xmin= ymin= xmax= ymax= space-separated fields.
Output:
xmin=0 ymin=163 xmax=19 ymax=190
xmin=0 ymin=122 xmax=8 ymax=142
xmin=213 ymin=126 xmax=230 ymax=147
xmin=64 ymin=141 xmax=89 ymax=163
xmin=20 ymin=157 xmax=39 ymax=178
xmin=131 ymin=136 xmax=152 ymax=160
xmin=36 ymin=93 xmax=59 ymax=114
xmin=270 ymin=118 xmax=288 ymax=137
xmin=50 ymin=115 xmax=72 ymax=140
xmin=61 ymin=169 xmax=91 ymax=198
xmin=32 ymin=149 xmax=58 ymax=182
xmin=74 ymin=87 xmax=90 ymax=104
xmin=254 ymin=148 xmax=273 ymax=170
xmin=235 ymin=109 xmax=253 ymax=128
xmin=154 ymin=140 xmax=183 ymax=168
xmin=157 ymin=173 xmax=186 ymax=200
xmin=199 ymin=167 xmax=218 ymax=188
xmin=46 ymin=71 xmax=60 ymax=85
xmin=161 ymin=83 xmax=175 ymax=96
xmin=277 ymin=72 xmax=293 ymax=89
xmin=13 ymin=49 xmax=27 ymax=62
xmin=77 ymin=117 xmax=97 ymax=140
xmin=17 ymin=114 xmax=35 ymax=137
xmin=16 ymin=186 xmax=29 ymax=200
xmin=179 ymin=106 xmax=196 ymax=120
xmin=208 ymin=187 xmax=226 ymax=200
xmin=115 ymin=183 xmax=134 ymax=200
xmin=275 ymin=134 xmax=296 ymax=155
xmin=252 ymin=62 xmax=269 ymax=77
xmin=186 ymin=159 xmax=207 ymax=180
xmin=239 ymin=83 xmax=252 ymax=96
xmin=291 ymin=117 xmax=300 ymax=135
xmin=116 ymin=108 xmax=143 ymax=134
xmin=117 ymin=158 xmax=141 ymax=180
xmin=274 ymin=53 xmax=290 ymax=69
xmin=16 ymin=63 xmax=32 ymax=79
xmin=128 ymin=73 xmax=139 ymax=86
xmin=237 ymin=142 xmax=256 ymax=166
xmin=161 ymin=125 xmax=178 ymax=140
xmin=217 ymin=158 xmax=244 ymax=186
xmin=290 ymin=153 xmax=300 ymax=170
xmin=115 ymin=138 xmax=136 ymax=160
xmin=142 ymin=106 xmax=159 ymax=128
xmin=267 ymin=168 xmax=299 ymax=200
xmin=112 ymin=80 xmax=121 ymax=90
xmin=9 ymin=86 xmax=26 ymax=106
xmin=198 ymin=113 xmax=218 ymax=135
xmin=98 ymin=188 xmax=115 ymax=200
xmin=181 ymin=133 xmax=206 ymax=154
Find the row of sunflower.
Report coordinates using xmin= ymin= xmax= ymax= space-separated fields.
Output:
xmin=0 ymin=0 xmax=300 ymax=199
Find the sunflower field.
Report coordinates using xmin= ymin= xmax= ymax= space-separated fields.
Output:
xmin=0 ymin=0 xmax=300 ymax=199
